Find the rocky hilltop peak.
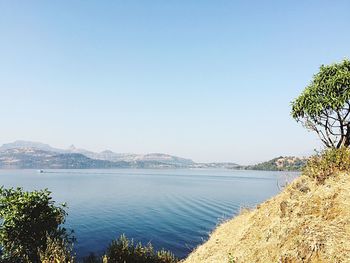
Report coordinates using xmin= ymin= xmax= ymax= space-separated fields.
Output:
xmin=68 ymin=144 xmax=76 ymax=151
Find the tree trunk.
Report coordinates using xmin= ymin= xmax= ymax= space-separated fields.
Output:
xmin=344 ymin=127 xmax=350 ymax=147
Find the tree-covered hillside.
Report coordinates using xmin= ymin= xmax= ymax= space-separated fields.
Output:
xmin=242 ymin=156 xmax=307 ymax=171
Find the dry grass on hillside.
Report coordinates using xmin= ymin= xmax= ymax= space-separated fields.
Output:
xmin=183 ymin=172 xmax=350 ymax=263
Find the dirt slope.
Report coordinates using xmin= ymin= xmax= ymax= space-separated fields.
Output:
xmin=183 ymin=172 xmax=350 ymax=263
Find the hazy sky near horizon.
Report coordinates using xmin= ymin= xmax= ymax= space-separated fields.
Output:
xmin=1 ymin=1 xmax=350 ymax=164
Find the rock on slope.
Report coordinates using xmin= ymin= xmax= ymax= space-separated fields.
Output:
xmin=184 ymin=172 xmax=350 ymax=263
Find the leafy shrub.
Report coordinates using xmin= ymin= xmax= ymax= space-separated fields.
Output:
xmin=0 ymin=187 xmax=73 ymax=263
xmin=39 ymin=235 xmax=75 ymax=263
xmin=105 ymin=234 xmax=178 ymax=263
xmin=86 ymin=234 xmax=178 ymax=263
xmin=303 ymin=147 xmax=350 ymax=183
xmin=0 ymin=187 xmax=177 ymax=263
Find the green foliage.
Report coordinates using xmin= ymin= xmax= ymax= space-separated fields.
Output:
xmin=0 ymin=187 xmax=72 ymax=263
xmin=303 ymin=147 xmax=350 ymax=183
xmin=39 ymin=235 xmax=75 ymax=263
xmin=292 ymin=59 xmax=350 ymax=118
xmin=84 ymin=234 xmax=178 ymax=263
xmin=81 ymin=235 xmax=178 ymax=263
xmin=0 ymin=187 xmax=178 ymax=263
xmin=291 ymin=59 xmax=350 ymax=148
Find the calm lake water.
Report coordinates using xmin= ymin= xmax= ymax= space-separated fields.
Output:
xmin=0 ymin=169 xmax=298 ymax=259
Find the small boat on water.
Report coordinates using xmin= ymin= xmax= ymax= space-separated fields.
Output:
xmin=38 ymin=169 xmax=44 ymax=173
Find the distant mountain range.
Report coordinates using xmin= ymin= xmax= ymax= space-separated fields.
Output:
xmin=0 ymin=141 xmax=238 ymax=169
xmin=0 ymin=141 xmax=307 ymax=170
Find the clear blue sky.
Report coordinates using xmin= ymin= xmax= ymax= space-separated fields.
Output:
xmin=1 ymin=1 xmax=349 ymax=164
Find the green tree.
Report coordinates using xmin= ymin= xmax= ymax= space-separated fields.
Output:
xmin=0 ymin=187 xmax=73 ymax=263
xmin=291 ymin=59 xmax=350 ymax=148
xmin=104 ymin=234 xmax=178 ymax=263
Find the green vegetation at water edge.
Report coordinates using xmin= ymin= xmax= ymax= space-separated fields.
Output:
xmin=0 ymin=187 xmax=73 ymax=263
xmin=0 ymin=187 xmax=178 ymax=263
xmin=239 ymin=156 xmax=307 ymax=171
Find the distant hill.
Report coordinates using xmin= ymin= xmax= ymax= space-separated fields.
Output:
xmin=0 ymin=148 xmax=196 ymax=169
xmin=0 ymin=140 xmax=64 ymax=153
xmin=0 ymin=141 xmax=195 ymax=168
xmin=241 ymin=156 xmax=307 ymax=171
xmin=0 ymin=148 xmax=129 ymax=169
xmin=0 ymin=141 xmax=237 ymax=169
xmin=85 ymin=151 xmax=195 ymax=167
